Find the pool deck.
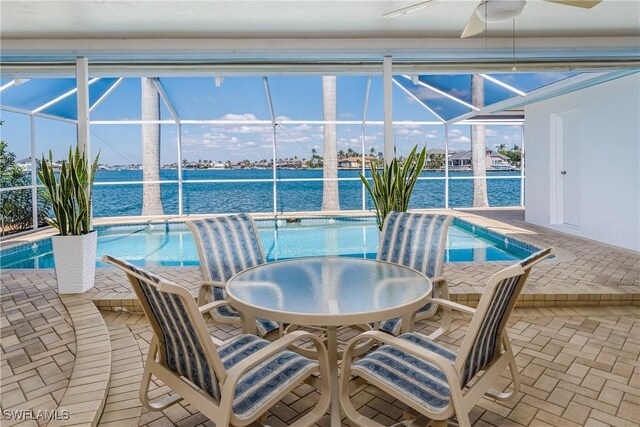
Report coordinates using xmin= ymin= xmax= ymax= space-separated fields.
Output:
xmin=4 ymin=208 xmax=638 ymax=311
xmin=1 ymin=208 xmax=639 ymax=426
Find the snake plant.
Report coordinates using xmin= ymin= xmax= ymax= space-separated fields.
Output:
xmin=38 ymin=147 xmax=99 ymax=236
xmin=359 ymin=145 xmax=427 ymax=230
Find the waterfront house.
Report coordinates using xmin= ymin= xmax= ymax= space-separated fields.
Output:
xmin=448 ymin=148 xmax=511 ymax=171
xmin=337 ymin=155 xmax=376 ymax=169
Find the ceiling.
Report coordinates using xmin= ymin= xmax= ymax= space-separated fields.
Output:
xmin=2 ymin=0 xmax=639 ymax=39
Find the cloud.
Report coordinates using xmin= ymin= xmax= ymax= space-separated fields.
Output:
xmin=396 ymin=128 xmax=423 ymax=137
xmin=219 ymin=113 xmax=259 ymax=121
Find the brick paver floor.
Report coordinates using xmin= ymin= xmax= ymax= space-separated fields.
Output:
xmin=0 ymin=271 xmax=76 ymax=427
xmin=96 ymin=306 xmax=639 ymax=427
xmin=2 ymin=209 xmax=639 ymax=426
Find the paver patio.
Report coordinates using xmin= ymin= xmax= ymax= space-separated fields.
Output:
xmin=1 ymin=209 xmax=639 ymax=426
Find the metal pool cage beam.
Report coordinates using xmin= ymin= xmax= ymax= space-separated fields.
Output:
xmin=2 ymin=56 xmax=557 ymax=230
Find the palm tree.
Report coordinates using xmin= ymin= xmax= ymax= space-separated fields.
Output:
xmin=321 ymin=76 xmax=340 ymax=211
xmin=338 ymin=149 xmax=345 ymax=159
xmin=141 ymin=77 xmax=164 ymax=215
xmin=471 ymin=74 xmax=489 ymax=207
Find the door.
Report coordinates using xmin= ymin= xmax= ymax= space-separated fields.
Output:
xmin=554 ymin=110 xmax=581 ymax=228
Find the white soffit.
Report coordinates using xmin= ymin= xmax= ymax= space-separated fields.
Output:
xmin=2 ymin=0 xmax=639 ymax=39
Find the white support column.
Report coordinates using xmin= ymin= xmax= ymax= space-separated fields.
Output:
xmin=520 ymin=125 xmax=525 ymax=207
xmin=444 ymin=124 xmax=450 ymax=209
xmin=76 ymin=57 xmax=90 ymax=158
xmin=177 ymin=123 xmax=184 ymax=215
xmin=362 ymin=76 xmax=372 ymax=211
xmin=263 ymin=77 xmax=278 ymax=214
xmin=383 ymin=56 xmax=394 ymax=162
xmin=75 ymin=57 xmax=92 ymax=226
xmin=30 ymin=115 xmax=38 ymax=230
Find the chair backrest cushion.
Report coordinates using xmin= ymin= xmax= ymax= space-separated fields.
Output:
xmin=459 ymin=248 xmax=553 ymax=386
xmin=104 ymin=255 xmax=220 ymax=400
xmin=377 ymin=212 xmax=453 ymax=279
xmin=460 ymin=271 xmax=524 ymax=385
xmin=187 ymin=214 xmax=266 ymax=299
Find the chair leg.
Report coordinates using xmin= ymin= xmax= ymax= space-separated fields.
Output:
xmin=427 ymin=281 xmax=452 ymax=341
xmin=139 ymin=339 xmax=183 ymax=411
xmin=197 ymin=285 xmax=210 ymax=306
xmin=485 ymin=338 xmax=521 ymax=401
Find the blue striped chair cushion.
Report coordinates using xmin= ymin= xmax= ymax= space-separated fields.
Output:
xmin=377 ymin=212 xmax=452 ymax=279
xmin=211 ymin=306 xmax=279 ymax=337
xmin=461 ymin=274 xmax=522 ymax=385
xmin=378 ymin=303 xmax=436 ymax=335
xmin=352 ymin=333 xmax=456 ymax=412
xmin=377 ymin=212 xmax=453 ymax=334
xmin=189 ymin=214 xmax=265 ymax=299
xmin=219 ymin=335 xmax=318 ymax=421
xmin=111 ymin=257 xmax=220 ymax=400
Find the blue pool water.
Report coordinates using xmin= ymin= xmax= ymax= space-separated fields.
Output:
xmin=0 ymin=217 xmax=538 ymax=269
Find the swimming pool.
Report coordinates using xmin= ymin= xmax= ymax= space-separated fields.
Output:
xmin=0 ymin=217 xmax=538 ymax=269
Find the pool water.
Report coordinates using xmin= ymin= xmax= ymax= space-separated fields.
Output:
xmin=0 ymin=217 xmax=537 ymax=269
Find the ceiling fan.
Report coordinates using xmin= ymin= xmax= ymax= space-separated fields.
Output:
xmin=383 ymin=0 xmax=603 ymax=38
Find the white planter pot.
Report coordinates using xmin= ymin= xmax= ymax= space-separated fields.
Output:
xmin=52 ymin=231 xmax=97 ymax=294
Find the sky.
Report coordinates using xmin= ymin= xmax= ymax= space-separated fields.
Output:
xmin=0 ymin=73 xmax=574 ymax=165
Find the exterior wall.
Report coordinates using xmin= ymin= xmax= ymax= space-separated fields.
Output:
xmin=525 ymin=73 xmax=640 ymax=251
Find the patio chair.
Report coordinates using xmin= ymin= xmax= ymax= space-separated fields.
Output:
xmin=376 ymin=212 xmax=454 ymax=336
xmin=340 ymin=247 xmax=555 ymax=427
xmin=186 ymin=214 xmax=279 ymax=337
xmin=102 ymin=255 xmax=331 ymax=427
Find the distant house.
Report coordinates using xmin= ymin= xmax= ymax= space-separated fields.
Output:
xmin=15 ymin=157 xmax=33 ymax=173
xmin=278 ymin=158 xmax=304 ymax=169
xmin=426 ymin=148 xmax=448 ymax=157
xmin=448 ymin=148 xmax=511 ymax=171
xmin=338 ymin=156 xmax=376 ymax=169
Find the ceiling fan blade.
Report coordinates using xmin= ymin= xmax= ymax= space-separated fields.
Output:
xmin=383 ymin=0 xmax=439 ymax=19
xmin=461 ymin=10 xmax=485 ymax=38
xmin=543 ymin=0 xmax=603 ymax=9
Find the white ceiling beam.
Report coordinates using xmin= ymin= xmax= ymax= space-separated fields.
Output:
xmin=0 ymin=79 xmax=30 ymax=92
xmin=392 ymin=77 xmax=445 ymax=123
xmin=263 ymin=77 xmax=276 ymax=125
xmin=362 ymin=76 xmax=372 ymax=126
xmin=31 ymin=77 xmax=99 ymax=113
xmin=446 ymin=70 xmax=635 ymax=124
xmin=3 ymin=36 xmax=639 ymax=57
xmin=479 ymin=73 xmax=527 ymax=97
xmin=89 ymin=77 xmax=123 ymax=112
xmin=402 ymin=75 xmax=479 ymax=111
xmin=0 ymin=105 xmax=78 ymax=123
xmin=151 ymin=77 xmax=179 ymax=121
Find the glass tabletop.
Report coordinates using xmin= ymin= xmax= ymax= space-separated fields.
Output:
xmin=226 ymin=256 xmax=431 ymax=324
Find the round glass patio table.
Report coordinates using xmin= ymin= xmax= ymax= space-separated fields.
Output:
xmin=226 ymin=256 xmax=432 ymax=426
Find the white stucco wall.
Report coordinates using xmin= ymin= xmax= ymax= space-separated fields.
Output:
xmin=525 ymin=73 xmax=640 ymax=252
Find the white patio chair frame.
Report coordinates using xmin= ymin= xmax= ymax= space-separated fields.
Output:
xmin=103 ymin=255 xmax=331 ymax=427
xmin=340 ymin=247 xmax=555 ymax=427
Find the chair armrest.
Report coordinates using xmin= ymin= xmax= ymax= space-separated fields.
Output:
xmin=198 ymin=300 xmax=233 ymax=314
xmin=431 ymin=276 xmax=447 ymax=285
xmin=200 ymin=280 xmax=226 ymax=289
xmin=431 ymin=298 xmax=476 ymax=315
xmin=221 ymin=331 xmax=329 ymax=400
xmin=342 ymin=331 xmax=460 ymax=385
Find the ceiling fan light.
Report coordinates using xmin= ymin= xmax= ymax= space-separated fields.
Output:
xmin=476 ymin=0 xmax=526 ymax=23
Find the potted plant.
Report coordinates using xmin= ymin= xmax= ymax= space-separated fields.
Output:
xmin=38 ymin=147 xmax=99 ymax=293
xmin=359 ymin=145 xmax=427 ymax=230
